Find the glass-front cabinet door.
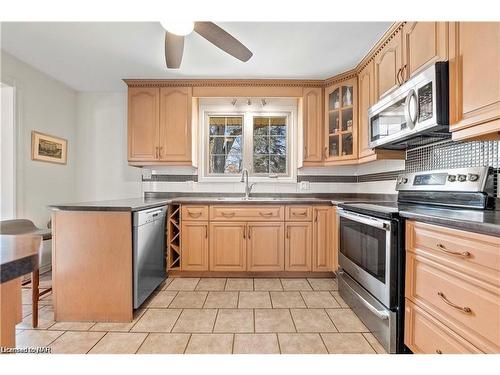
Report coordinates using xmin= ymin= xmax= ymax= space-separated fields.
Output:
xmin=324 ymin=78 xmax=358 ymax=162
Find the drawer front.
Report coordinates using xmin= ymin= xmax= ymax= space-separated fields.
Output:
xmin=285 ymin=206 xmax=312 ymax=221
xmin=210 ymin=205 xmax=284 ymax=221
xmin=406 ymin=221 xmax=500 ymax=278
xmin=406 ymin=251 xmax=500 ymax=353
xmin=181 ymin=205 xmax=209 ymax=221
xmin=405 ymin=300 xmax=482 ymax=354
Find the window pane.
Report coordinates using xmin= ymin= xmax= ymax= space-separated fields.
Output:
xmin=269 ymin=136 xmax=286 ymax=155
xmin=270 ymin=155 xmax=286 ymax=174
xmin=210 ymin=155 xmax=242 ymax=174
xmin=253 ymin=117 xmax=269 ymax=135
xmin=209 ymin=137 xmax=225 ymax=155
xmin=209 ymin=117 xmax=226 ymax=135
xmin=225 ymin=136 xmax=242 ymax=155
xmin=253 ymin=136 xmax=269 ymax=154
xmin=253 ymin=155 xmax=269 ymax=173
xmin=270 ymin=117 xmax=286 ymax=135
xmin=226 ymin=116 xmax=242 ymax=136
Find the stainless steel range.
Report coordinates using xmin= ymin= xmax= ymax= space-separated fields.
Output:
xmin=337 ymin=166 xmax=497 ymax=353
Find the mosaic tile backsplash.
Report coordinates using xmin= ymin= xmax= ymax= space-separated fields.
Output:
xmin=405 ymin=140 xmax=500 ymax=173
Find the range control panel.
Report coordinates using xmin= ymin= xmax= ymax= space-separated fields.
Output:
xmin=395 ymin=167 xmax=491 ymax=192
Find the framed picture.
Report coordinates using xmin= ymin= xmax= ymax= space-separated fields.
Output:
xmin=31 ymin=131 xmax=67 ymax=165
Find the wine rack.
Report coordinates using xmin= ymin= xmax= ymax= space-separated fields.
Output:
xmin=167 ymin=204 xmax=181 ymax=270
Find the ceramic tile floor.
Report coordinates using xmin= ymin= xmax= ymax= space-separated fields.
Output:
xmin=16 ymin=276 xmax=387 ymax=354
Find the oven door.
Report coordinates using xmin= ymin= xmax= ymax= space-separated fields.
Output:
xmin=338 ymin=209 xmax=392 ymax=307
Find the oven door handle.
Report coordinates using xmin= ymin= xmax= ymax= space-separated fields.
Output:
xmin=338 ymin=210 xmax=391 ymax=231
xmin=339 ymin=271 xmax=390 ymax=321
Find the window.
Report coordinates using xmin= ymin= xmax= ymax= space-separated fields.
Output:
xmin=208 ymin=116 xmax=243 ymax=174
xmin=252 ymin=116 xmax=287 ymax=175
xmin=205 ymin=112 xmax=291 ymax=178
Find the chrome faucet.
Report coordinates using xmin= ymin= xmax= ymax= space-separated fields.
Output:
xmin=240 ymin=169 xmax=255 ymax=199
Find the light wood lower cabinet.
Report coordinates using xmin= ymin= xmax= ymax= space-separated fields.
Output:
xmin=405 ymin=220 xmax=500 ymax=353
xmin=312 ymin=206 xmax=334 ymax=272
xmin=247 ymin=223 xmax=284 ymax=271
xmin=181 ymin=221 xmax=208 ymax=271
xmin=209 ymin=222 xmax=247 ymax=271
xmin=285 ymin=222 xmax=312 ymax=271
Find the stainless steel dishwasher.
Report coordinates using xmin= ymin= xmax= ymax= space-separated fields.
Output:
xmin=133 ymin=206 xmax=167 ymax=308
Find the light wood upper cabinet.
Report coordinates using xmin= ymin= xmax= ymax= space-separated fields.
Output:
xmin=247 ymin=223 xmax=284 ymax=271
xmin=402 ymin=22 xmax=448 ymax=81
xmin=159 ymin=87 xmax=193 ymax=162
xmin=324 ymin=78 xmax=358 ymax=163
xmin=209 ymin=222 xmax=247 ymax=271
xmin=374 ymin=32 xmax=403 ymax=100
xmin=312 ymin=206 xmax=333 ymax=272
xmin=127 ymin=86 xmax=193 ymax=165
xmin=449 ymin=22 xmax=500 ymax=140
xmin=285 ymin=222 xmax=312 ymax=271
xmin=358 ymin=61 xmax=375 ymax=160
xmin=127 ymin=87 xmax=160 ymax=162
xmin=302 ymin=87 xmax=324 ymax=163
xmin=181 ymin=221 xmax=208 ymax=271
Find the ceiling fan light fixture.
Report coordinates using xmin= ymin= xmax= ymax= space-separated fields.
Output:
xmin=160 ymin=21 xmax=194 ymax=36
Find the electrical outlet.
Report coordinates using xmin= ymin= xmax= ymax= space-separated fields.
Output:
xmin=299 ymin=181 xmax=310 ymax=190
xmin=142 ymin=168 xmax=152 ymax=180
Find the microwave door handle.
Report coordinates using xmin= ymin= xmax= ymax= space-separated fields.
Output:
xmin=339 ymin=271 xmax=389 ymax=320
xmin=338 ymin=211 xmax=390 ymax=231
xmin=404 ymin=89 xmax=418 ymax=130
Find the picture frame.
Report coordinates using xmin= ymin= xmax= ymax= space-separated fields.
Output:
xmin=31 ymin=131 xmax=68 ymax=165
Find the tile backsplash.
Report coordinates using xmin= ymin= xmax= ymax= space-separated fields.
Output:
xmin=405 ymin=140 xmax=500 ymax=172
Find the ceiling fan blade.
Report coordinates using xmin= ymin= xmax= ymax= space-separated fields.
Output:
xmin=165 ymin=31 xmax=185 ymax=69
xmin=194 ymin=22 xmax=253 ymax=62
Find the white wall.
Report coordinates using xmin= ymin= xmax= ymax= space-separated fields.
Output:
xmin=75 ymin=92 xmax=142 ymax=201
xmin=1 ymin=51 xmax=77 ymax=227
xmin=0 ymin=83 xmax=15 ymax=219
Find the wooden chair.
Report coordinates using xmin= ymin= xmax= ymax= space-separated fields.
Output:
xmin=0 ymin=219 xmax=52 ymax=328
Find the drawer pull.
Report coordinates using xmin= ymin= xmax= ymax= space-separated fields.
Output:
xmin=437 ymin=292 xmax=472 ymax=314
xmin=221 ymin=212 xmax=235 ymax=218
xmin=259 ymin=212 xmax=273 ymax=217
xmin=436 ymin=349 xmax=442 ymax=354
xmin=292 ymin=211 xmax=307 ymax=216
xmin=187 ymin=211 xmax=202 ymax=218
xmin=436 ymin=243 xmax=470 ymax=257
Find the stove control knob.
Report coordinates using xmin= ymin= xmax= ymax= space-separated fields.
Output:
xmin=457 ymin=174 xmax=467 ymax=182
xmin=468 ymin=174 xmax=479 ymax=182
xmin=402 ymin=178 xmax=408 ymax=184
xmin=447 ymin=175 xmax=456 ymax=182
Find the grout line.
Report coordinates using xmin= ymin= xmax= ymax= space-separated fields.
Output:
xmin=211 ymin=309 xmax=220 ymax=333
xmin=231 ymin=333 xmax=235 ymax=354
xmin=183 ymin=333 xmax=192 ymax=354
xmin=362 ymin=332 xmax=381 ymax=354
xmin=325 ymin=309 xmax=339 ymax=332
xmin=86 ymin=331 xmax=108 ymax=354
xmin=134 ymin=332 xmax=150 ymax=354
xmin=287 ymin=308 xmax=298 ymax=333
xmin=318 ymin=333 xmax=331 ymax=354
xmin=170 ymin=308 xmax=184 ymax=333
xmin=276 ymin=332 xmax=282 ymax=354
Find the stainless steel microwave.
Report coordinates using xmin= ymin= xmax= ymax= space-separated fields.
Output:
xmin=368 ymin=62 xmax=450 ymax=150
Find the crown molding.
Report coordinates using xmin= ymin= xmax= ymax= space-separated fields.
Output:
xmin=123 ymin=78 xmax=324 ymax=88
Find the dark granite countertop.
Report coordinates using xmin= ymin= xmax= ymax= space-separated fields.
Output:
xmin=0 ymin=235 xmax=41 ymax=283
xmin=399 ymin=204 xmax=500 ymax=237
xmin=49 ymin=193 xmax=397 ymax=212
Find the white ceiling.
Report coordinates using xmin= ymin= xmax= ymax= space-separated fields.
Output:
xmin=1 ymin=22 xmax=391 ymax=92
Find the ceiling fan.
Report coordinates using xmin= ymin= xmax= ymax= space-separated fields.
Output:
xmin=160 ymin=21 xmax=253 ymax=69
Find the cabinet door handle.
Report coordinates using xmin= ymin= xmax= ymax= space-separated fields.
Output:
xmin=396 ymin=68 xmax=402 ymax=85
xmin=436 ymin=243 xmax=470 ymax=258
xmin=187 ymin=211 xmax=202 ymax=218
xmin=243 ymin=226 xmax=246 ymax=239
xmin=259 ymin=212 xmax=273 ymax=217
xmin=159 ymin=146 xmax=163 ymax=158
xmin=315 ymin=210 xmax=318 ymax=223
xmin=155 ymin=146 xmax=159 ymax=159
xmin=205 ymin=225 xmax=208 ymax=238
xmin=437 ymin=292 xmax=472 ymax=314
xmin=221 ymin=212 xmax=235 ymax=218
xmin=436 ymin=349 xmax=442 ymax=354
xmin=324 ymin=146 xmax=328 ymax=159
xmin=292 ymin=211 xmax=307 ymax=217
xmin=286 ymin=226 xmax=290 ymax=239
xmin=401 ymin=64 xmax=408 ymax=83
xmin=248 ymin=226 xmax=252 ymax=239
xmin=304 ymin=145 xmax=308 ymax=158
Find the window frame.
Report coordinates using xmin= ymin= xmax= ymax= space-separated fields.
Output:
xmin=199 ymin=101 xmax=297 ymax=183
